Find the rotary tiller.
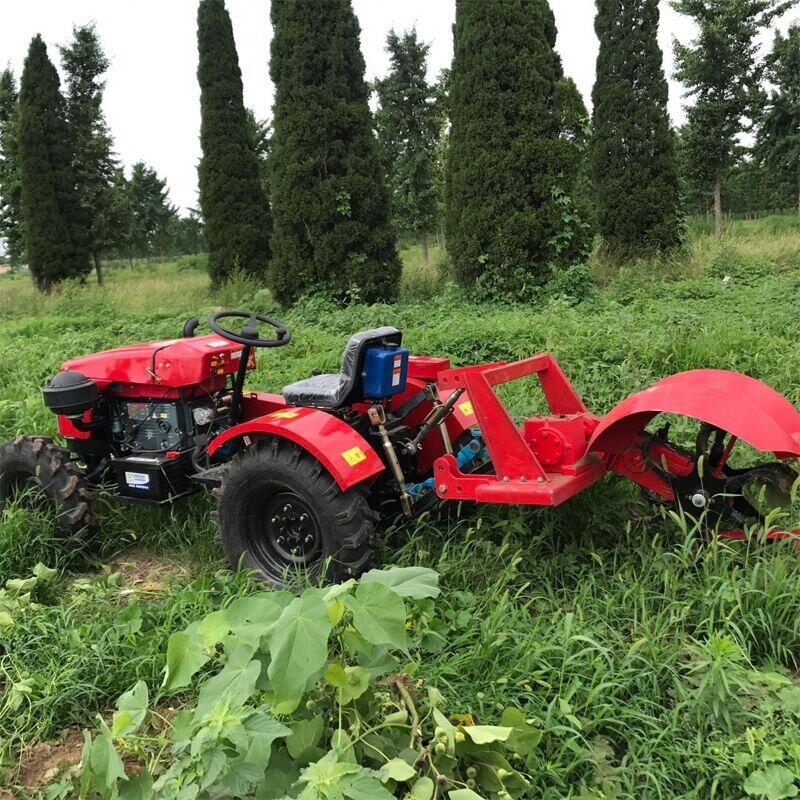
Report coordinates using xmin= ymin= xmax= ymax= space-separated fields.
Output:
xmin=2 ymin=311 xmax=799 ymax=585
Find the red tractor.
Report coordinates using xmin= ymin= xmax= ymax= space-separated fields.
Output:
xmin=2 ymin=310 xmax=799 ymax=586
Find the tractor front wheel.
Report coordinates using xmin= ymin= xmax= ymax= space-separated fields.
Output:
xmin=0 ymin=436 xmax=97 ymax=539
xmin=214 ymin=438 xmax=379 ymax=587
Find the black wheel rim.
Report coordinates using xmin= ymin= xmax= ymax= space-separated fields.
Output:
xmin=242 ymin=489 xmax=323 ymax=578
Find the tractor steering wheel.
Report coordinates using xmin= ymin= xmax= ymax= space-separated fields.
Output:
xmin=209 ymin=310 xmax=292 ymax=348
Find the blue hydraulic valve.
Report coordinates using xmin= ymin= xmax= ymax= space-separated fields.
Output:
xmin=407 ymin=430 xmax=488 ymax=501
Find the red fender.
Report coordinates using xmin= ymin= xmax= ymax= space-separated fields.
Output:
xmin=207 ymin=407 xmax=385 ymax=491
xmin=588 ymin=369 xmax=800 ymax=458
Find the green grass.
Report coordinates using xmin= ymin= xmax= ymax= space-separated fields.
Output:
xmin=2 ymin=219 xmax=800 ymax=797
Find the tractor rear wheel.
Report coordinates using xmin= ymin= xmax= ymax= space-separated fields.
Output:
xmin=0 ymin=436 xmax=98 ymax=539
xmin=214 ymin=438 xmax=379 ymax=587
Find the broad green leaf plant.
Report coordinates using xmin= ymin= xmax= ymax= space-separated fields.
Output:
xmin=68 ymin=567 xmax=537 ymax=800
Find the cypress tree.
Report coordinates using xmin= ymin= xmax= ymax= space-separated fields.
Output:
xmin=269 ymin=0 xmax=401 ymax=306
xmin=592 ymin=0 xmax=683 ymax=256
xmin=0 ymin=68 xmax=23 ymax=264
xmin=197 ymin=0 xmax=271 ymax=283
xmin=445 ymin=0 xmax=589 ymax=297
xmin=18 ymin=35 xmax=89 ymax=290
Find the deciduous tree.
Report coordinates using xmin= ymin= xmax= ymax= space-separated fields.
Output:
xmin=671 ymin=0 xmax=796 ymax=235
xmin=374 ymin=29 xmax=441 ymax=267
xmin=756 ymin=23 xmax=800 ymax=214
xmin=269 ymin=0 xmax=400 ymax=306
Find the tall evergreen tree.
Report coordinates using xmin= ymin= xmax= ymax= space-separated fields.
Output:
xmin=269 ymin=0 xmax=401 ymax=306
xmin=18 ymin=35 xmax=89 ymax=290
xmin=60 ymin=24 xmax=119 ymax=285
xmin=245 ymin=110 xmax=272 ymax=200
xmin=126 ymin=161 xmax=177 ymax=259
xmin=672 ymin=0 xmax=795 ymax=235
xmin=445 ymin=0 xmax=589 ymax=297
xmin=0 ymin=68 xmax=23 ymax=264
xmin=374 ymin=29 xmax=441 ymax=267
xmin=592 ymin=0 xmax=683 ymax=256
xmin=197 ymin=0 xmax=270 ymax=283
xmin=756 ymin=24 xmax=800 ymax=214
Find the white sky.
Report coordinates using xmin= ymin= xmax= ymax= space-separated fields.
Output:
xmin=1 ymin=1 xmax=796 ymax=212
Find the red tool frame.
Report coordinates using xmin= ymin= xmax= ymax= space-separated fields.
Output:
xmin=432 ymin=354 xmax=607 ymax=505
xmin=427 ymin=354 xmax=800 ymax=550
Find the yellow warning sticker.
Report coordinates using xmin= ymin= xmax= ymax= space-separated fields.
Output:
xmin=270 ymin=410 xmax=301 ymax=419
xmin=342 ymin=446 xmax=367 ymax=466
xmin=458 ymin=401 xmax=474 ymax=417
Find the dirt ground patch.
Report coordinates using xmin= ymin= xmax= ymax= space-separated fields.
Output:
xmin=107 ymin=547 xmax=191 ymax=591
xmin=15 ymin=730 xmax=84 ymax=789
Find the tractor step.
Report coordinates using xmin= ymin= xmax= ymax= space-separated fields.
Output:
xmin=191 ymin=464 xmax=230 ymax=489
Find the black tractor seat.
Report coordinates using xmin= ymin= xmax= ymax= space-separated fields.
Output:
xmin=282 ymin=327 xmax=403 ymax=408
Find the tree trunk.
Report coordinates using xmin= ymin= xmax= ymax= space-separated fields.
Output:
xmin=93 ymin=251 xmax=104 ymax=285
xmin=438 ymin=225 xmax=447 ymax=254
xmin=713 ymin=171 xmax=723 ymax=236
xmin=420 ymin=231 xmax=429 ymax=268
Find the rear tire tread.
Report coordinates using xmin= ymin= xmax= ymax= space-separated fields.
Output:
xmin=215 ymin=437 xmax=378 ymax=586
xmin=0 ymin=436 xmax=97 ymax=540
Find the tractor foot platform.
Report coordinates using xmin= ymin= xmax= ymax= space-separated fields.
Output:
xmin=433 ymin=453 xmax=608 ymax=506
xmin=191 ymin=464 xmax=230 ymax=489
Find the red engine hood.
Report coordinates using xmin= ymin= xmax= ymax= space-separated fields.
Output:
xmin=61 ymin=334 xmax=251 ymax=390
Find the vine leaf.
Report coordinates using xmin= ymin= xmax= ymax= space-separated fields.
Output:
xmin=81 ymin=720 xmax=127 ymax=797
xmin=379 ymin=757 xmax=417 ymax=783
xmin=449 ymin=790 xmax=487 ymax=800
xmin=117 ymin=768 xmax=153 ymax=800
xmin=499 ymin=707 xmax=542 ymax=755
xmin=265 ymin=590 xmax=332 ymax=702
xmin=194 ymin=644 xmax=261 ymax=719
xmin=297 ymin=751 xmax=395 ymax=800
xmin=287 ymin=715 xmax=325 ymax=762
xmin=461 ymin=725 xmax=513 ymax=745
xmin=345 ymin=582 xmax=407 ymax=649
xmin=227 ymin=591 xmax=292 ymax=645
xmin=409 ymin=776 xmax=435 ymax=800
xmin=162 ymin=629 xmax=209 ymax=692
xmin=325 ymin=663 xmax=371 ymax=704
xmin=743 ymin=766 xmax=799 ymax=800
xmin=778 ymin=686 xmax=800 ymax=717
xmin=242 ymin=712 xmax=291 ymax=766
xmin=112 ymin=680 xmax=149 ymax=738
xmin=360 ymin=567 xmax=440 ymax=599
xmin=197 ymin=609 xmax=229 ymax=649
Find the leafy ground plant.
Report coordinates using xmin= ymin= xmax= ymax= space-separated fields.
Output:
xmin=65 ymin=566 xmax=538 ymax=800
xmin=4 ymin=221 xmax=800 ymax=799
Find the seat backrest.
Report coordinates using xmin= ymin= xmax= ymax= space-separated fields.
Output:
xmin=339 ymin=327 xmax=403 ymax=406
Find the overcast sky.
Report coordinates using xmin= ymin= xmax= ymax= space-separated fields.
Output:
xmin=1 ymin=1 xmax=796 ymax=212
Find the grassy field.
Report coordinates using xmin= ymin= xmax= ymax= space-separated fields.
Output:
xmin=1 ymin=218 xmax=800 ymax=798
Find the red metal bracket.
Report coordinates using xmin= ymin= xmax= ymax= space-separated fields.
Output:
xmin=434 ymin=354 xmax=605 ymax=505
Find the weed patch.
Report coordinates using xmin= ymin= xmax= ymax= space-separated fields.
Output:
xmin=2 ymin=221 xmax=800 ymax=797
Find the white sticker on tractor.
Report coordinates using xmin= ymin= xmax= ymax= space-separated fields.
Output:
xmin=125 ymin=471 xmax=150 ymax=489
